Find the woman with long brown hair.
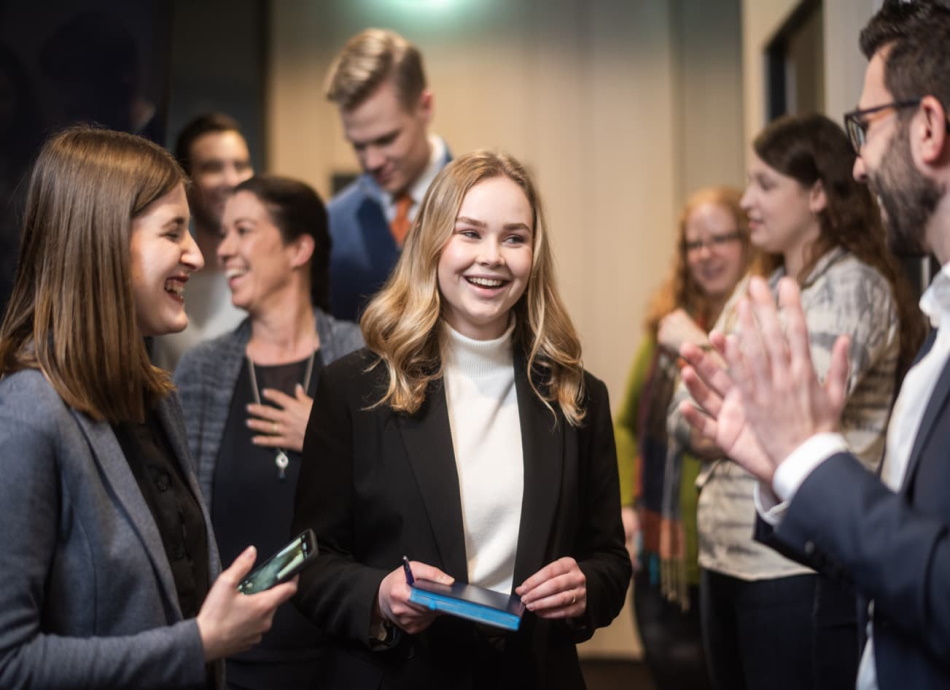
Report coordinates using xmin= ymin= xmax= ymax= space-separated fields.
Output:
xmin=291 ymin=150 xmax=630 ymax=689
xmin=0 ymin=126 xmax=295 ymax=688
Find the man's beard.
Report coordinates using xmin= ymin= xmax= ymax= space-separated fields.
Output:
xmin=869 ymin=120 xmax=943 ymax=257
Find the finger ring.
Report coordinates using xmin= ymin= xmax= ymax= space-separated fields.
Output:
xmin=272 ymin=421 xmax=278 ymax=434
xmin=570 ymin=592 xmax=576 ymax=605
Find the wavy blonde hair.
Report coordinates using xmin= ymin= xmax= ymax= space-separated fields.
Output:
xmin=361 ymin=150 xmax=586 ymax=425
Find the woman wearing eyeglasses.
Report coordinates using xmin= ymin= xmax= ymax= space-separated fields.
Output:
xmin=672 ymin=114 xmax=924 ymax=690
xmin=615 ymin=186 xmax=756 ymax=690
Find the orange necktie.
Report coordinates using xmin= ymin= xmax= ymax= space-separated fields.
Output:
xmin=390 ymin=192 xmax=413 ymax=246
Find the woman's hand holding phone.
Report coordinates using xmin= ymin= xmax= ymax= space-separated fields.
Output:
xmin=197 ymin=546 xmax=298 ymax=662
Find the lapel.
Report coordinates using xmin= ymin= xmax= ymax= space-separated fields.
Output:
xmin=397 ymin=357 xmax=565 ymax=585
xmin=356 ymin=194 xmax=398 ymax=260
xmin=902 ymin=351 xmax=950 ymax=493
xmin=398 ymin=379 xmax=469 ymax=579
xmin=512 ymin=357 xmax=563 ymax=586
xmin=69 ymin=407 xmax=181 ymax=612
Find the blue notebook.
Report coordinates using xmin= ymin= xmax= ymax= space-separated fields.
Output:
xmin=408 ymin=580 xmax=526 ymax=631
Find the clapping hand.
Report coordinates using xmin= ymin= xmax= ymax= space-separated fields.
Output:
xmin=678 ymin=277 xmax=849 ymax=483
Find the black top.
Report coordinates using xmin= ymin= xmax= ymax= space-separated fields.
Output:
xmin=213 ymin=352 xmax=326 ymax=688
xmin=113 ymin=406 xmax=211 ymax=620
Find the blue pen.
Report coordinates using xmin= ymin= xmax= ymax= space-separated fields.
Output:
xmin=402 ymin=555 xmax=415 ymax=585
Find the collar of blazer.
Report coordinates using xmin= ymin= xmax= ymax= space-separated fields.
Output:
xmin=396 ymin=354 xmax=566 ymax=586
xmin=903 ymin=351 xmax=950 ymax=493
xmin=68 ymin=394 xmax=216 ymax=620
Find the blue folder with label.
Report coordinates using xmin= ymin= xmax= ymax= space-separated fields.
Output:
xmin=408 ymin=578 xmax=526 ymax=631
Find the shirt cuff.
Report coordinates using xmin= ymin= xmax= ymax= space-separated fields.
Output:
xmin=754 ymin=481 xmax=786 ymax=526
xmin=772 ymin=432 xmax=849 ymax=502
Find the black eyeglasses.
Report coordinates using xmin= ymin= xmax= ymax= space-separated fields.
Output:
xmin=684 ymin=231 xmax=742 ymax=253
xmin=843 ymin=99 xmax=921 ymax=152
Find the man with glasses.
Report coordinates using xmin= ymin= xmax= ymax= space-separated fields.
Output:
xmin=678 ymin=1 xmax=950 ymax=688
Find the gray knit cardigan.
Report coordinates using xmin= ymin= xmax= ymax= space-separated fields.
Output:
xmin=173 ymin=308 xmax=365 ymax=507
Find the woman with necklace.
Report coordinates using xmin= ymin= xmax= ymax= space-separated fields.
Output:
xmin=175 ymin=175 xmax=363 ymax=689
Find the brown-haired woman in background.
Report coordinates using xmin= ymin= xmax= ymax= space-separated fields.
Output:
xmin=291 ymin=150 xmax=630 ymax=689
xmin=672 ymin=114 xmax=924 ymax=690
xmin=615 ymin=185 xmax=756 ymax=690
xmin=175 ymin=175 xmax=364 ymax=688
xmin=0 ymin=126 xmax=295 ymax=689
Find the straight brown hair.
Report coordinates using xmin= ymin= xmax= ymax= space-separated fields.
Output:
xmin=0 ymin=126 xmax=187 ymax=422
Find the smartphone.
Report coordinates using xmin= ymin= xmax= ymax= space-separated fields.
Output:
xmin=237 ymin=529 xmax=317 ymax=595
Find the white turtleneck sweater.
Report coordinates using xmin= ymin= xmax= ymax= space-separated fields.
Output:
xmin=442 ymin=322 xmax=524 ymax=595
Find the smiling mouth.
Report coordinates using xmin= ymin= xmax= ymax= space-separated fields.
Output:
xmin=225 ymin=268 xmax=247 ymax=280
xmin=466 ymin=276 xmax=508 ymax=288
xmin=164 ymin=279 xmax=186 ymax=299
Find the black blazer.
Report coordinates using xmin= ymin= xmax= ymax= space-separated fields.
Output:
xmin=759 ymin=331 xmax=950 ymax=689
xmin=292 ymin=349 xmax=630 ymax=690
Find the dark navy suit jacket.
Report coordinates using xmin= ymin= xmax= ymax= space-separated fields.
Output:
xmin=759 ymin=330 xmax=950 ymax=689
xmin=327 ymin=147 xmax=451 ymax=322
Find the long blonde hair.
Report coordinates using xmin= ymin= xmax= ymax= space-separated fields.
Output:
xmin=0 ymin=126 xmax=185 ymax=423
xmin=361 ymin=150 xmax=586 ymax=425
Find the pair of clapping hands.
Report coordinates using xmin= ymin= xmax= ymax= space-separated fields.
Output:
xmin=677 ymin=276 xmax=848 ymax=485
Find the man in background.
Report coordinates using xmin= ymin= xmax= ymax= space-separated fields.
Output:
xmin=152 ymin=112 xmax=253 ymax=370
xmin=324 ymin=28 xmax=451 ymax=321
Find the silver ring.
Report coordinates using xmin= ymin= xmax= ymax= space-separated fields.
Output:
xmin=570 ymin=592 xmax=576 ymax=605
xmin=272 ymin=422 xmax=278 ymax=434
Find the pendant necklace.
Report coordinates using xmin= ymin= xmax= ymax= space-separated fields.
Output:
xmin=246 ymin=350 xmax=315 ymax=480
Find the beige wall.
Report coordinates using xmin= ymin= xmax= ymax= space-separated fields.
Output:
xmin=740 ymin=0 xmax=879 ymax=142
xmin=267 ymin=0 xmax=744 ymax=660
xmin=269 ymin=0 xmax=744 ymax=413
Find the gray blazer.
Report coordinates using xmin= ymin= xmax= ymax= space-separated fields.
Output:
xmin=0 ymin=369 xmax=222 ymax=689
xmin=174 ymin=307 xmax=364 ymax=507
